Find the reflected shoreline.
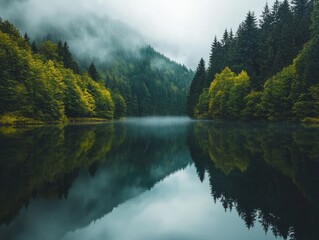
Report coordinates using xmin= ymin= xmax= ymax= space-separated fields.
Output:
xmin=189 ymin=121 xmax=319 ymax=240
xmin=0 ymin=118 xmax=318 ymax=240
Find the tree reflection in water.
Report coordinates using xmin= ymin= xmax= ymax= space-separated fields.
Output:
xmin=188 ymin=122 xmax=319 ymax=240
xmin=0 ymin=119 xmax=318 ymax=240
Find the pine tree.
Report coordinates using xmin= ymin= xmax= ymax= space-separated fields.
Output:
xmin=295 ymin=0 xmax=319 ymax=88
xmin=88 ymin=62 xmax=100 ymax=82
xmin=187 ymin=58 xmax=206 ymax=117
xmin=291 ymin=0 xmax=313 ymax=48
xmin=259 ymin=3 xmax=272 ymax=26
xmin=259 ymin=3 xmax=275 ymax=82
xmin=24 ymin=33 xmax=30 ymax=44
xmin=31 ymin=41 xmax=38 ymax=53
xmin=206 ymin=37 xmax=224 ymax=86
xmin=226 ymin=29 xmax=236 ymax=70
xmin=229 ymin=29 xmax=234 ymax=41
xmin=57 ymin=40 xmax=63 ymax=57
xmin=272 ymin=0 xmax=281 ymax=18
xmin=57 ymin=41 xmax=80 ymax=73
xmin=291 ymin=0 xmax=309 ymax=16
xmin=222 ymin=29 xmax=229 ymax=46
xmin=235 ymin=11 xmax=260 ymax=89
xmin=272 ymin=0 xmax=295 ymax=73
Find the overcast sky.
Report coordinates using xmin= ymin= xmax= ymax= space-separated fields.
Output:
xmin=0 ymin=0 xmax=276 ymax=69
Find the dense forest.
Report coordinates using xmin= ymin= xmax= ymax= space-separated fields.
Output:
xmin=97 ymin=47 xmax=193 ymax=116
xmin=0 ymin=19 xmax=193 ymax=125
xmin=187 ymin=0 xmax=319 ymax=122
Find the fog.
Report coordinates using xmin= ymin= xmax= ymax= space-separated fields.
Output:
xmin=0 ymin=0 xmax=276 ymax=68
xmin=122 ymin=117 xmax=192 ymax=127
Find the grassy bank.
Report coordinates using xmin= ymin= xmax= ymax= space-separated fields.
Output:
xmin=302 ymin=117 xmax=319 ymax=123
xmin=0 ymin=113 xmax=45 ymax=126
xmin=0 ymin=113 xmax=112 ymax=126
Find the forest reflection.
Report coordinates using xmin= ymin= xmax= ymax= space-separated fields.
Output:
xmin=0 ymin=124 xmax=116 ymax=225
xmin=188 ymin=122 xmax=319 ymax=240
xmin=0 ymin=119 xmax=191 ymax=240
xmin=0 ymin=119 xmax=318 ymax=240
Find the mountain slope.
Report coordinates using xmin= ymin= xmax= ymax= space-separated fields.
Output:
xmin=0 ymin=4 xmax=194 ymax=117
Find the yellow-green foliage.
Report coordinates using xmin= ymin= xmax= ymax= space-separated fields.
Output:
xmin=62 ymin=69 xmax=96 ymax=117
xmin=195 ymin=62 xmax=318 ymax=121
xmin=194 ymin=122 xmax=319 ymax=181
xmin=194 ymin=123 xmax=251 ymax=174
xmin=0 ymin=32 xmax=31 ymax=114
xmin=302 ymin=117 xmax=319 ymax=123
xmin=29 ymin=59 xmax=67 ymax=122
xmin=38 ymin=41 xmax=60 ymax=62
xmin=0 ymin=124 xmax=117 ymax=223
xmin=0 ymin=113 xmax=21 ymax=126
xmin=260 ymin=64 xmax=297 ymax=120
xmin=294 ymin=84 xmax=319 ymax=120
xmin=243 ymin=91 xmax=263 ymax=119
xmin=0 ymin=20 xmax=115 ymax=124
xmin=194 ymin=89 xmax=210 ymax=119
xmin=83 ymin=74 xmax=115 ymax=119
xmin=0 ymin=113 xmax=43 ymax=126
xmin=207 ymin=67 xmax=250 ymax=119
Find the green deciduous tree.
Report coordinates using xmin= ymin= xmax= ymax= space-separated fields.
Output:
xmin=260 ymin=65 xmax=297 ymax=120
xmin=187 ymin=0 xmax=317 ymax=121
xmin=194 ymin=89 xmax=210 ymax=119
xmin=85 ymin=74 xmax=114 ymax=119
xmin=0 ymin=20 xmax=116 ymax=124
xmin=208 ymin=67 xmax=250 ymax=119
xmin=62 ymin=69 xmax=95 ymax=117
xmin=38 ymin=41 xmax=60 ymax=62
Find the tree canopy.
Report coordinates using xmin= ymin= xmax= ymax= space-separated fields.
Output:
xmin=188 ymin=0 xmax=318 ymax=122
xmin=0 ymin=20 xmax=114 ymax=124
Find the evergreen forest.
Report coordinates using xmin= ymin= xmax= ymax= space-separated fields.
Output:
xmin=1 ymin=0 xmax=319 ymax=124
xmin=0 ymin=19 xmax=193 ymax=125
xmin=187 ymin=0 xmax=319 ymax=122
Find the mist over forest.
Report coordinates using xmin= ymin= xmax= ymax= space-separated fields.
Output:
xmin=0 ymin=0 xmax=147 ymax=64
xmin=0 ymin=0 xmax=195 ymax=122
xmin=1 ymin=1 xmax=319 ymax=240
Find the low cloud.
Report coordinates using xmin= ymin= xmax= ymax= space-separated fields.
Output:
xmin=0 ymin=0 xmax=276 ymax=68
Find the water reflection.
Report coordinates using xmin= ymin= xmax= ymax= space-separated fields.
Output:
xmin=0 ymin=124 xmax=115 ymax=225
xmin=0 ymin=119 xmax=191 ymax=240
xmin=0 ymin=118 xmax=318 ymax=240
xmin=189 ymin=122 xmax=319 ymax=240
xmin=62 ymin=166 xmax=279 ymax=240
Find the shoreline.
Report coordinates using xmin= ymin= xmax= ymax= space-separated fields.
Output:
xmin=0 ymin=116 xmax=113 ymax=127
xmin=1 ymin=115 xmax=319 ymax=127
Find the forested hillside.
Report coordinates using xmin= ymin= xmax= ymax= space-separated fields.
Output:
xmin=16 ymin=12 xmax=194 ymax=117
xmin=0 ymin=20 xmax=114 ymax=124
xmin=0 ymin=19 xmax=193 ymax=125
xmin=187 ymin=0 xmax=319 ymax=122
xmin=98 ymin=47 xmax=193 ymax=116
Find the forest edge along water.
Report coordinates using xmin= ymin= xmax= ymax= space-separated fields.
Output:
xmin=0 ymin=117 xmax=318 ymax=240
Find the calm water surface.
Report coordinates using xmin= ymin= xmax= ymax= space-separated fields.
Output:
xmin=0 ymin=117 xmax=318 ymax=240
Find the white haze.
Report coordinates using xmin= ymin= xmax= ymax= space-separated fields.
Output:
xmin=0 ymin=0 xmax=276 ymax=69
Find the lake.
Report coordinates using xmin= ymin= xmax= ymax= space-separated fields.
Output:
xmin=0 ymin=117 xmax=318 ymax=240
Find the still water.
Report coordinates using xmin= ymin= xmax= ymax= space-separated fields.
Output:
xmin=0 ymin=117 xmax=318 ymax=240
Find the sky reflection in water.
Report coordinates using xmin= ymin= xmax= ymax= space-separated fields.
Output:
xmin=2 ymin=117 xmax=317 ymax=240
xmin=62 ymin=166 xmax=280 ymax=240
